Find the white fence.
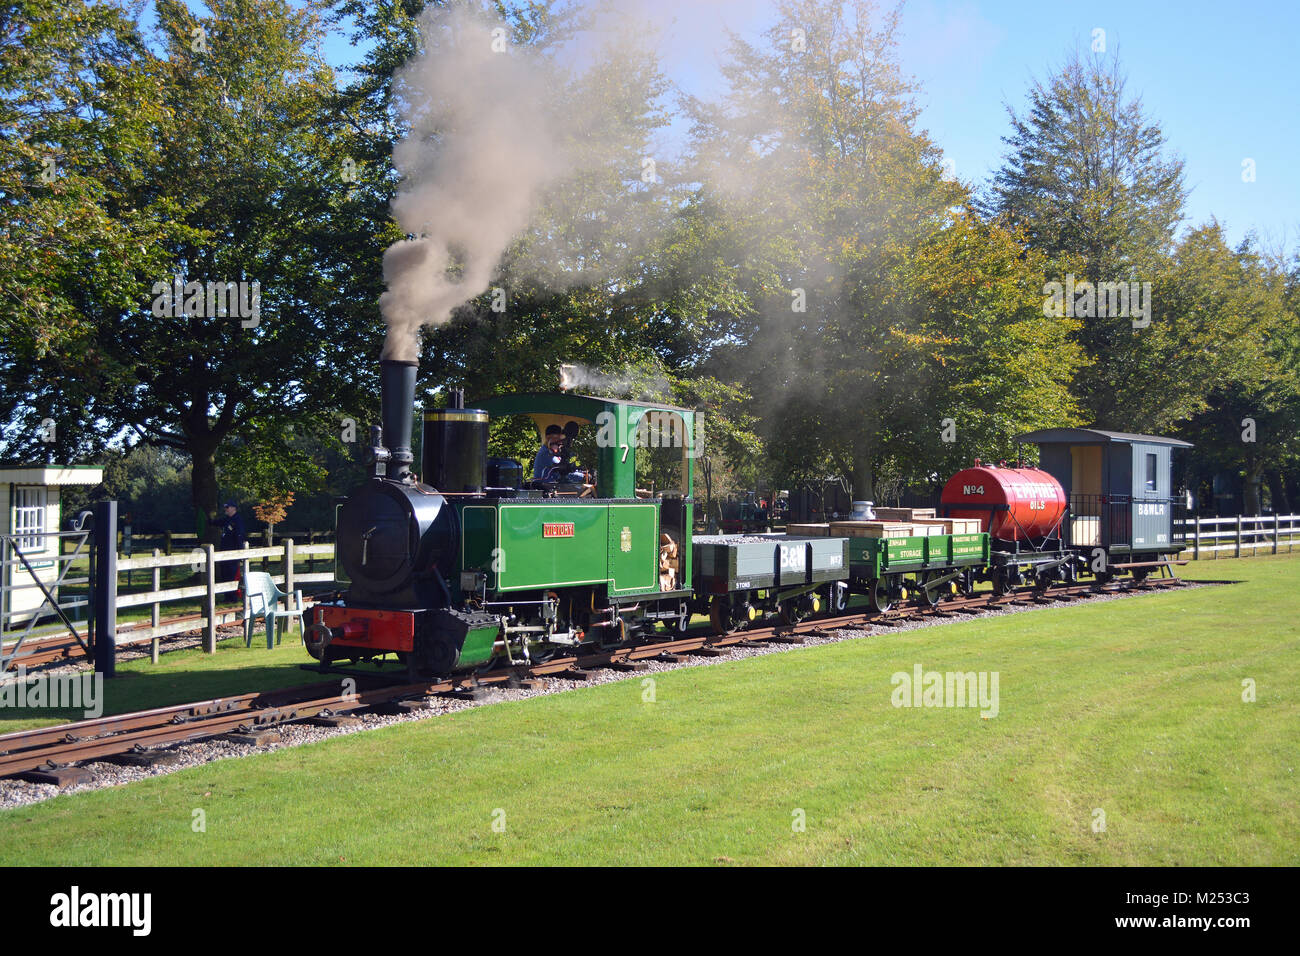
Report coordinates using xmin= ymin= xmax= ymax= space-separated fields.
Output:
xmin=113 ymin=539 xmax=335 ymax=649
xmin=2 ymin=538 xmax=336 ymax=662
xmin=1178 ymin=514 xmax=1300 ymax=558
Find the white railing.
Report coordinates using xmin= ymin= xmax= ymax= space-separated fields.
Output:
xmin=1177 ymin=514 xmax=1300 ymax=558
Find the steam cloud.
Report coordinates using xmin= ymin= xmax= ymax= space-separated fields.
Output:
xmin=380 ymin=2 xmax=675 ymax=360
xmin=379 ymin=5 xmax=570 ymax=360
xmin=559 ymin=361 xmax=672 ymax=400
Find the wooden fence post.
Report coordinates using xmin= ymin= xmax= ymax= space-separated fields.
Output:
xmin=92 ymin=500 xmax=118 ymax=677
xmin=203 ymin=543 xmax=216 ymax=653
xmin=1273 ymin=513 xmax=1280 ymax=554
xmin=284 ymin=538 xmax=296 ymax=633
xmin=151 ymin=548 xmax=161 ymax=664
xmin=164 ymin=530 xmax=173 ymax=556
xmin=1235 ymin=514 xmax=1242 ymax=558
xmin=1193 ymin=515 xmax=1200 ymax=560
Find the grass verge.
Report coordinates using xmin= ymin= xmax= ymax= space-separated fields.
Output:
xmin=0 ymin=554 xmax=1295 ymax=865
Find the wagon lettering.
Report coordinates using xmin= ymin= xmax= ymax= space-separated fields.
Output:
xmin=542 ymin=523 xmax=575 ymax=538
xmin=963 ymin=485 xmax=985 ymax=496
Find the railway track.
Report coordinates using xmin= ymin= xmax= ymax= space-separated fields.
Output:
xmin=1 ymin=610 xmax=242 ymax=670
xmin=0 ymin=575 xmax=1190 ymax=787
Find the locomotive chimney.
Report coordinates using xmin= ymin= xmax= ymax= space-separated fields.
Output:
xmin=379 ymin=358 xmax=417 ymax=482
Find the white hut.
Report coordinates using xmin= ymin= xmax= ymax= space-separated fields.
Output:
xmin=0 ymin=466 xmax=103 ymax=627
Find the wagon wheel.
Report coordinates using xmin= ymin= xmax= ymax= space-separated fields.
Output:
xmin=868 ymin=577 xmax=893 ymax=614
xmin=778 ymin=599 xmax=804 ymax=625
xmin=992 ymin=568 xmax=1012 ymax=596
xmin=959 ymin=568 xmax=977 ymax=597
xmin=915 ymin=571 xmax=943 ymax=608
xmin=1131 ymin=567 xmax=1150 ymax=584
xmin=709 ymin=596 xmax=732 ymax=635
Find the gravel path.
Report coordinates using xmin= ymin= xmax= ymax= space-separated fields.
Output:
xmin=0 ymin=582 xmax=1210 ymax=810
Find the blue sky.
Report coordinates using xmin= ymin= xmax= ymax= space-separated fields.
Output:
xmin=891 ymin=0 xmax=1300 ymax=251
xmin=269 ymin=1 xmax=1300 ymax=251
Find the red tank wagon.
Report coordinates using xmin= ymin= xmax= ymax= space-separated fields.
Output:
xmin=940 ymin=463 xmax=1068 ymax=542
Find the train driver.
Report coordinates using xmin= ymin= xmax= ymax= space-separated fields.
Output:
xmin=533 ymin=425 xmax=565 ymax=480
xmin=533 ymin=423 xmax=588 ymax=483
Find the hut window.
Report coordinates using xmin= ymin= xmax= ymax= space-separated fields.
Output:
xmin=14 ymin=486 xmax=47 ymax=553
xmin=1145 ymin=454 xmax=1158 ymax=492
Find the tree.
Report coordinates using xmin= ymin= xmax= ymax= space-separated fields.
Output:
xmin=0 ymin=0 xmax=176 ymax=460
xmin=680 ymin=0 xmax=1082 ymax=497
xmin=983 ymin=48 xmax=1188 ymax=423
xmin=4 ymin=0 xmax=387 ymax=540
xmin=1174 ymin=234 xmax=1299 ymax=513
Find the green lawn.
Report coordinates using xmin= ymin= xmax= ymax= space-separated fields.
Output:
xmin=1 ymin=555 xmax=1296 ymax=865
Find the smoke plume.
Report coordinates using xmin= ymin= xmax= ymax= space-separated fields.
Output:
xmin=379 ymin=5 xmax=572 ymax=360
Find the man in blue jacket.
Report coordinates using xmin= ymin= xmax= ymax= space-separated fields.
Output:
xmin=216 ymin=501 xmax=247 ymax=586
xmin=532 ymin=425 xmax=588 ymax=484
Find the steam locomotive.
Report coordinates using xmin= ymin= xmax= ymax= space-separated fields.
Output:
xmin=304 ymin=359 xmax=1190 ymax=676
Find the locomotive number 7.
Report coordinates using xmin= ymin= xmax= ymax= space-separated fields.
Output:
xmin=621 ymin=444 xmax=630 ymax=463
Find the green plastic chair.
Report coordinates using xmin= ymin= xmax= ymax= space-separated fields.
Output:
xmin=243 ymin=571 xmax=304 ymax=648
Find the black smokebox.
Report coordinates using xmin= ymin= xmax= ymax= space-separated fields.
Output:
xmin=379 ymin=359 xmax=417 ymax=481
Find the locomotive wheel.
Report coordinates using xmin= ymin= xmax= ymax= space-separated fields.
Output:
xmin=613 ymin=616 xmax=629 ymax=644
xmin=868 ymin=578 xmax=893 ymax=614
xmin=666 ymin=603 xmax=691 ymax=636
